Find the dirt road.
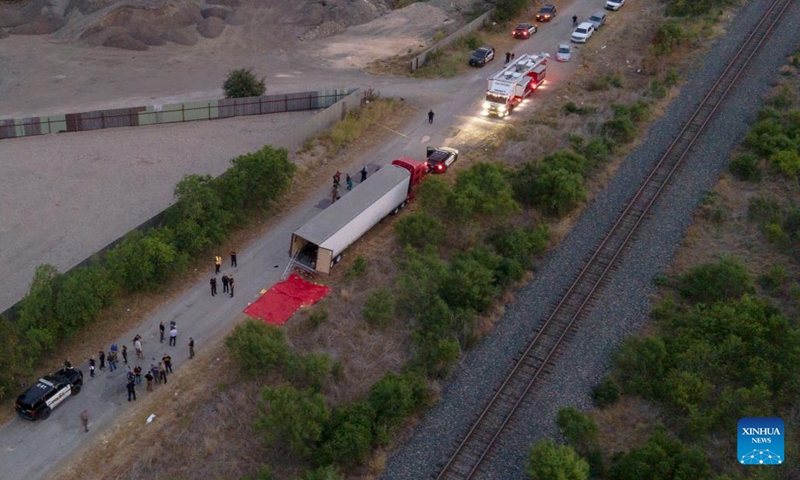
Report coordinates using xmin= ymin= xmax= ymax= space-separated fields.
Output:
xmin=0 ymin=2 xmax=592 ymax=478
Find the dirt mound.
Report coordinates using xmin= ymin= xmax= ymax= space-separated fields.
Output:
xmin=160 ymin=26 xmax=198 ymax=45
xmin=8 ymin=20 xmax=63 ymax=35
xmin=102 ymin=30 xmax=149 ymax=50
xmin=196 ymin=16 xmax=225 ymax=38
xmin=201 ymin=7 xmax=229 ymax=20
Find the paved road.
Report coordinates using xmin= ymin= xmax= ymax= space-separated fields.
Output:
xmin=0 ymin=5 xmax=587 ymax=479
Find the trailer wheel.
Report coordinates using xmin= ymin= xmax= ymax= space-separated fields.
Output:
xmin=334 ymin=254 xmax=343 ymax=264
xmin=390 ymin=206 xmax=400 ymax=215
xmin=399 ymin=201 xmax=407 ymax=209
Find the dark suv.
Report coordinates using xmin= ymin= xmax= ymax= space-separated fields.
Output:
xmin=16 ymin=368 xmax=83 ymax=421
xmin=535 ymin=3 xmax=557 ymax=22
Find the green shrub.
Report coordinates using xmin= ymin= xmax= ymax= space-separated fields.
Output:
xmin=463 ymin=32 xmax=483 ymax=50
xmin=226 ymin=320 xmax=291 ymax=374
xmin=591 ymin=377 xmax=621 ymax=407
xmin=729 ymin=152 xmax=762 ymax=181
xmin=394 ymin=213 xmax=446 ymax=249
xmin=766 ymin=93 xmax=792 ymax=110
xmin=258 ymin=384 xmax=330 ymax=458
xmin=492 ymin=0 xmax=527 ymax=22
xmin=345 ymin=256 xmax=368 ymax=280
xmin=288 ymin=352 xmax=331 ymax=391
xmin=652 ymin=20 xmax=685 ymax=55
xmin=489 ymin=225 xmax=549 ymax=268
xmin=771 ymin=149 xmax=800 ymax=179
xmin=223 ymin=68 xmax=266 ymax=98
xmin=316 ymin=403 xmax=375 ymax=468
xmin=526 ymin=440 xmax=589 ymax=480
xmin=609 ymin=425 xmax=711 ymax=480
xmin=758 ymin=265 xmax=787 ymax=294
xmin=582 ymin=137 xmax=611 ymax=164
xmin=602 ymin=117 xmax=637 ymax=145
xmin=54 ymin=266 xmax=117 ymax=335
xmin=448 ymin=163 xmax=520 ymax=220
xmin=362 ymin=289 xmax=395 ymax=328
xmin=308 ymin=308 xmax=328 ymax=328
xmin=677 ymin=256 xmax=754 ymax=304
xmin=764 ymin=222 xmax=789 ymax=244
xmin=369 ymin=371 xmax=429 ymax=435
xmin=564 ymin=102 xmax=597 ymax=115
xmin=522 ymin=167 xmax=587 ymax=216
xmin=557 ymin=407 xmax=599 ymax=446
xmin=397 ymin=246 xmax=448 ymax=317
xmin=166 ymin=174 xmax=233 ymax=254
xmin=648 ymin=79 xmax=668 ymax=99
xmin=747 ymin=195 xmax=782 ymax=226
xmin=300 ymin=466 xmax=343 ymax=480
xmin=614 ymin=336 xmax=669 ymax=398
xmin=219 ymin=146 xmax=296 ymax=212
xmin=440 ymin=248 xmax=499 ymax=313
xmin=104 ymin=229 xmax=182 ymax=293
xmin=411 ymin=331 xmax=460 ymax=378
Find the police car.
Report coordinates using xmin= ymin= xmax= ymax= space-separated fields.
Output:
xmin=425 ymin=146 xmax=460 ymax=174
xmin=16 ymin=368 xmax=83 ymax=421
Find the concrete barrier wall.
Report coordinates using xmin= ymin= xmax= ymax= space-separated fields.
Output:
xmin=409 ymin=9 xmax=494 ymax=73
xmin=0 ymin=88 xmax=356 ymax=140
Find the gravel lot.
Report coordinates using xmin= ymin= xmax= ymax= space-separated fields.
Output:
xmin=381 ymin=1 xmax=800 ymax=478
xmin=0 ymin=111 xmax=312 ymax=314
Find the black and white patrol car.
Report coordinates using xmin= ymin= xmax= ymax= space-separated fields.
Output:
xmin=15 ymin=368 xmax=83 ymax=421
xmin=425 ymin=146 xmax=459 ymax=174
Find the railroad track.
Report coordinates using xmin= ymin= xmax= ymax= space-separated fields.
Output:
xmin=434 ymin=1 xmax=792 ymax=478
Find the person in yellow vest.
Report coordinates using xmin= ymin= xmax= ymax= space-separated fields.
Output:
xmin=214 ymin=255 xmax=222 ymax=274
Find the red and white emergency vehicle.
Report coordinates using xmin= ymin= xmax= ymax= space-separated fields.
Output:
xmin=482 ymin=52 xmax=549 ymax=117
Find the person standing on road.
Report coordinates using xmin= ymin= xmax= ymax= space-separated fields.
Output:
xmin=505 ymin=51 xmax=511 ymax=64
xmin=188 ymin=337 xmax=195 ymax=359
xmin=210 ymin=276 xmax=217 ymax=296
xmin=98 ymin=350 xmax=105 ymax=370
xmin=163 ymin=354 xmax=173 ymax=374
xmin=333 ymin=170 xmax=341 ymax=187
xmin=151 ymin=364 xmax=160 ymax=385
xmin=134 ymin=335 xmax=144 ymax=359
xmin=169 ymin=325 xmax=178 ymax=346
xmin=360 ymin=165 xmax=368 ymax=182
xmin=88 ymin=357 xmax=96 ymax=377
xmin=428 ymin=109 xmax=435 ymax=124
xmin=134 ymin=365 xmax=142 ymax=384
xmin=159 ymin=362 xmax=168 ymax=384
xmin=145 ymin=371 xmax=154 ymax=392
xmin=230 ymin=250 xmax=237 ymax=267
xmin=126 ymin=378 xmax=136 ymax=402
xmin=215 ymin=255 xmax=222 ymax=274
xmin=159 ymin=321 xmax=165 ymax=343
xmin=108 ymin=351 xmax=117 ymax=372
xmin=80 ymin=410 xmax=89 ymax=432
xmin=346 ymin=174 xmax=353 ymax=191
xmin=572 ymin=14 xmax=577 ymax=26
xmin=228 ymin=276 xmax=235 ymax=298
xmin=222 ymin=274 xmax=229 ymax=294
xmin=121 ymin=345 xmax=128 ymax=365
xmin=331 ymin=184 xmax=340 ymax=204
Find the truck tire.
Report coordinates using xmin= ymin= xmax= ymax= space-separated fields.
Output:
xmin=390 ymin=205 xmax=400 ymax=215
xmin=40 ymin=407 xmax=51 ymax=420
xmin=399 ymin=201 xmax=407 ymax=209
xmin=333 ymin=254 xmax=343 ymax=264
xmin=71 ymin=384 xmax=82 ymax=396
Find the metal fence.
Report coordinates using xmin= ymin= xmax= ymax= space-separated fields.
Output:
xmin=409 ymin=10 xmax=494 ymax=73
xmin=0 ymin=88 xmax=356 ymax=140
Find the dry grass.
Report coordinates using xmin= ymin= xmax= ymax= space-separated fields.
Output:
xmin=593 ymin=396 xmax=662 ymax=458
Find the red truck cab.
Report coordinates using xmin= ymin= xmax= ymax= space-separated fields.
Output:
xmin=391 ymin=158 xmax=428 ymax=199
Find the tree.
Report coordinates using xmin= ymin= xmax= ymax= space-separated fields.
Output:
xmin=226 ymin=320 xmax=292 ymax=374
xmin=609 ymin=425 xmax=710 ymax=480
xmin=165 ymin=174 xmax=232 ymax=254
xmin=223 ymin=68 xmax=266 ymax=98
xmin=258 ymin=384 xmax=330 ymax=458
xmin=219 ymin=146 xmax=296 ymax=212
xmin=526 ymin=440 xmax=589 ymax=480
xmin=316 ymin=403 xmax=375 ymax=467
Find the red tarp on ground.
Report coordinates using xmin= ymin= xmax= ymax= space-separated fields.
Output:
xmin=244 ymin=274 xmax=330 ymax=325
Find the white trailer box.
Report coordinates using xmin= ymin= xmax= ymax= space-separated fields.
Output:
xmin=290 ymin=164 xmax=411 ymax=274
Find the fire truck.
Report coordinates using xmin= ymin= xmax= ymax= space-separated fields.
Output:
xmin=482 ymin=53 xmax=549 ymax=117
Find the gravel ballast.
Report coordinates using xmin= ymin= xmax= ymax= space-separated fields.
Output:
xmin=381 ymin=1 xmax=800 ymax=478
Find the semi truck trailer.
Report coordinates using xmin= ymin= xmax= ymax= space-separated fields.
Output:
xmin=289 ymin=158 xmax=427 ymax=274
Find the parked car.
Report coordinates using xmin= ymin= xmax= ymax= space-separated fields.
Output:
xmin=556 ymin=44 xmax=572 ymax=62
xmin=587 ymin=10 xmax=607 ymax=30
xmin=535 ymin=3 xmax=557 ymax=22
xmin=425 ymin=147 xmax=459 ymax=173
xmin=469 ymin=46 xmax=495 ymax=67
xmin=605 ymin=0 xmax=625 ymax=10
xmin=513 ymin=23 xmax=537 ymax=39
xmin=570 ymin=22 xmax=595 ymax=43
xmin=16 ymin=367 xmax=83 ymax=421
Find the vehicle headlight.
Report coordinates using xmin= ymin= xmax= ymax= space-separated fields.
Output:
xmin=498 ymin=105 xmax=507 ymax=112
xmin=482 ymin=102 xmax=491 ymax=109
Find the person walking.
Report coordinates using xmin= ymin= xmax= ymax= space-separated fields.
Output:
xmin=108 ymin=351 xmax=117 ymax=372
xmin=505 ymin=51 xmax=511 ymax=64
xmin=163 ymin=354 xmax=173 ymax=374
xmin=228 ymin=276 xmax=235 ymax=298
xmin=360 ymin=165 xmax=368 ymax=182
xmin=210 ymin=276 xmax=217 ymax=296
xmin=134 ymin=335 xmax=144 ymax=359
xmin=98 ymin=350 xmax=105 ymax=370
xmin=230 ymin=250 xmax=237 ymax=267
xmin=428 ymin=109 xmax=435 ymax=124
xmin=215 ymin=255 xmax=222 ymax=274
xmin=145 ymin=371 xmax=154 ymax=392
xmin=88 ymin=357 xmax=96 ymax=378
xmin=222 ymin=274 xmax=229 ymax=294
xmin=572 ymin=14 xmax=578 ymax=26
xmin=151 ymin=364 xmax=160 ymax=385
xmin=134 ymin=365 xmax=142 ymax=384
xmin=188 ymin=337 xmax=195 ymax=359
xmin=333 ymin=171 xmax=341 ymax=187
xmin=110 ymin=343 xmax=118 ymax=356
xmin=121 ymin=345 xmax=128 ymax=365
xmin=159 ymin=362 xmax=168 ymax=384
xmin=159 ymin=322 xmax=165 ymax=343
xmin=80 ymin=410 xmax=89 ymax=433
xmin=346 ymin=174 xmax=353 ymax=191
xmin=169 ymin=325 xmax=178 ymax=346
xmin=331 ymin=184 xmax=339 ymax=204
xmin=126 ymin=378 xmax=136 ymax=402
